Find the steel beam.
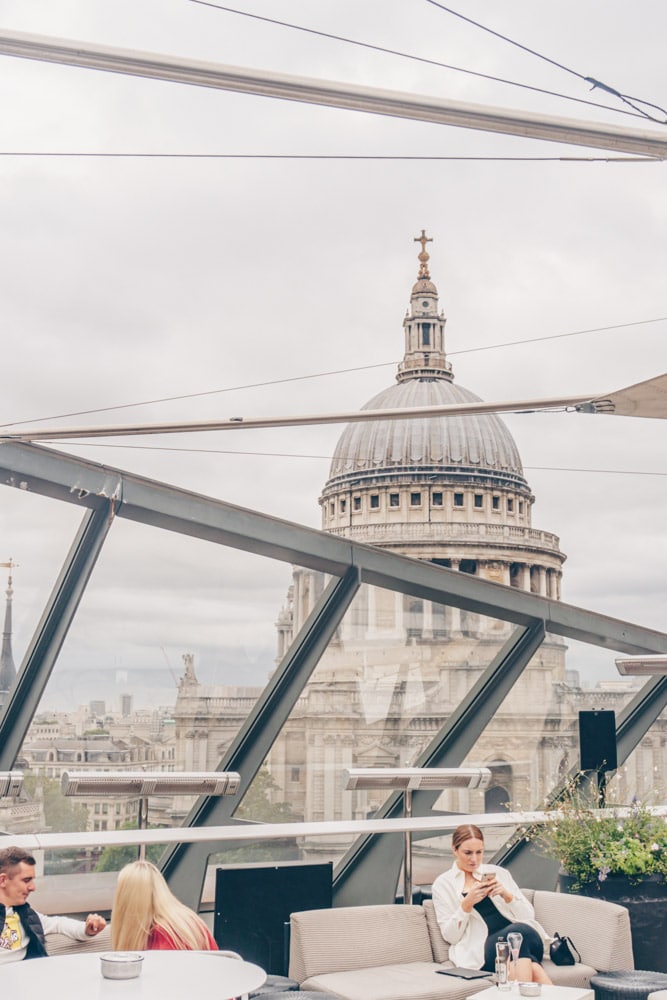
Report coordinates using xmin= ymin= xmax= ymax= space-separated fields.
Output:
xmin=1 ymin=443 xmax=664 ymax=657
xmin=0 ymin=503 xmax=116 ymax=766
xmin=161 ymin=567 xmax=361 ymax=909
xmin=616 ymin=675 xmax=667 ymax=764
xmin=333 ymin=621 xmax=546 ymax=905
xmin=0 ymin=29 xmax=666 ymax=157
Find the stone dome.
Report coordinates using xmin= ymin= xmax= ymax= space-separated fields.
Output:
xmin=322 ymin=378 xmax=530 ymax=497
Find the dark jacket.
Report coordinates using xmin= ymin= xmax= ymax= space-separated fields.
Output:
xmin=0 ymin=901 xmax=48 ymax=959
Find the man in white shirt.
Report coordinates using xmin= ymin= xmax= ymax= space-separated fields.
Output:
xmin=0 ymin=846 xmax=107 ymax=963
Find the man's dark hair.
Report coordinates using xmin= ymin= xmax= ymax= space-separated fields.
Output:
xmin=0 ymin=846 xmax=36 ymax=875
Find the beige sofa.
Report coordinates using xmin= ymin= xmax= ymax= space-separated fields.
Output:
xmin=288 ymin=891 xmax=634 ymax=1000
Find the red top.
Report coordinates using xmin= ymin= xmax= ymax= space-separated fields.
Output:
xmin=147 ymin=924 xmax=218 ymax=950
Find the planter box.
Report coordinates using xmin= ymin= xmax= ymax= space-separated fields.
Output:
xmin=559 ymin=872 xmax=667 ymax=973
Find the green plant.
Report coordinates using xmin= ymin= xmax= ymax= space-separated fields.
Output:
xmin=523 ymin=782 xmax=667 ymax=890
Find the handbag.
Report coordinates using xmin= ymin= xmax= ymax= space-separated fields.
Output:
xmin=549 ymin=932 xmax=581 ymax=966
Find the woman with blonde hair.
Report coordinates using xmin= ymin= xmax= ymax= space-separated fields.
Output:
xmin=111 ymin=860 xmax=217 ymax=951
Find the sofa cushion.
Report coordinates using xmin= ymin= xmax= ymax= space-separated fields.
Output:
xmin=289 ymin=906 xmax=433 ymax=983
xmin=302 ymin=962 xmax=493 ymax=1000
xmin=543 ymin=961 xmax=598 ymax=988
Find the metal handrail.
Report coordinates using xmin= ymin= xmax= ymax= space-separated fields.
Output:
xmin=7 ymin=805 xmax=667 ymax=853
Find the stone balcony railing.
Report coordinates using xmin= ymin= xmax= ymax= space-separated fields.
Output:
xmin=326 ymin=521 xmax=561 ymax=551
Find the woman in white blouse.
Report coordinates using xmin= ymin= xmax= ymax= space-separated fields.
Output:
xmin=432 ymin=823 xmax=552 ymax=983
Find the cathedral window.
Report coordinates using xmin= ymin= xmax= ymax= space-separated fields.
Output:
xmin=370 ymin=494 xmax=379 ymax=508
xmin=507 ymin=498 xmax=514 ymax=512
xmin=422 ymin=322 xmax=431 ymax=345
xmin=492 ymin=496 xmax=500 ymax=510
xmin=474 ymin=494 xmax=484 ymax=508
xmin=389 ymin=493 xmax=400 ymax=507
xmin=340 ymin=499 xmax=346 ymax=512
xmin=353 ymin=496 xmax=361 ymax=511
xmin=432 ymin=491 xmax=443 ymax=506
xmin=330 ymin=502 xmax=335 ymax=515
xmin=291 ymin=767 xmax=300 ymax=781
xmin=410 ymin=492 xmax=421 ymax=506
xmin=519 ymin=500 xmax=524 ymax=514
xmin=454 ymin=492 xmax=464 ymax=507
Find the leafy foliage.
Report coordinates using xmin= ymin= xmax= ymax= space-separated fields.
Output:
xmin=211 ymin=764 xmax=300 ymax=864
xmin=95 ymin=822 xmax=166 ymax=871
xmin=22 ymin=773 xmax=88 ymax=833
xmin=524 ymin=780 xmax=667 ymax=890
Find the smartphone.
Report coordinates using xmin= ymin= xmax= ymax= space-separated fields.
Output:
xmin=481 ymin=872 xmax=494 ymax=883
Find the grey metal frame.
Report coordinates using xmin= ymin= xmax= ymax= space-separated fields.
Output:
xmin=162 ymin=566 xmax=361 ymax=908
xmin=0 ymin=502 xmax=116 ymax=767
xmin=1 ymin=439 xmax=666 ymax=903
xmin=333 ymin=621 xmax=546 ymax=904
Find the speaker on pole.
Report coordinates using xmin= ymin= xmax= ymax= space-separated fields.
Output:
xmin=578 ymin=709 xmax=617 ymax=772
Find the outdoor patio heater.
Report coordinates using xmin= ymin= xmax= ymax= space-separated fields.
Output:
xmin=343 ymin=766 xmax=492 ymax=904
xmin=0 ymin=771 xmax=24 ymax=798
xmin=615 ymin=655 xmax=667 ymax=675
xmin=61 ymin=770 xmax=240 ymax=859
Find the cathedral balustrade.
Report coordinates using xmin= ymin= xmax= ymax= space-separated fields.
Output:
xmin=327 ymin=521 xmax=561 ymax=550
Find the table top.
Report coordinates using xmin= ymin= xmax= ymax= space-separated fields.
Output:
xmin=0 ymin=950 xmax=267 ymax=1000
xmin=471 ymin=986 xmax=594 ymax=1000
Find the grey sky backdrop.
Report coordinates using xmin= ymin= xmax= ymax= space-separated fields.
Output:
xmin=0 ymin=0 xmax=665 ymax=710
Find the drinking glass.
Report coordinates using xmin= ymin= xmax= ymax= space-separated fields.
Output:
xmin=506 ymin=932 xmax=523 ymax=986
xmin=495 ymin=939 xmax=510 ymax=991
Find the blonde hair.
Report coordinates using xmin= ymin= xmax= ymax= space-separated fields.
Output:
xmin=111 ymin=860 xmax=215 ymax=951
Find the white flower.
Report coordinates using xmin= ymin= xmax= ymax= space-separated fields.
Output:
xmin=651 ymin=843 xmax=660 ymax=851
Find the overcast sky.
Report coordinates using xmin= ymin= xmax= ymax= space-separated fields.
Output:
xmin=0 ymin=0 xmax=665 ymax=710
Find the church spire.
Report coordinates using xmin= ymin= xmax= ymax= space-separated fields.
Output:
xmin=396 ymin=231 xmax=452 ymax=384
xmin=0 ymin=560 xmax=17 ymax=708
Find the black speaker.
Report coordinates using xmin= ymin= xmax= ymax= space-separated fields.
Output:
xmin=214 ymin=861 xmax=332 ymax=974
xmin=578 ymin=709 xmax=617 ymax=772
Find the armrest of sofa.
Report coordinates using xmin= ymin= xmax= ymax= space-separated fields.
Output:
xmin=533 ymin=890 xmax=634 ymax=972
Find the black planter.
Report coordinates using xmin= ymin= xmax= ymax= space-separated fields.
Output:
xmin=559 ymin=872 xmax=667 ymax=973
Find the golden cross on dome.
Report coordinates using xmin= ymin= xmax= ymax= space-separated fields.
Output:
xmin=413 ymin=229 xmax=432 ymax=278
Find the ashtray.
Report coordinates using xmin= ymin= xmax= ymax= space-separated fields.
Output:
xmin=519 ymin=983 xmax=541 ymax=997
xmin=100 ymin=952 xmax=144 ymax=980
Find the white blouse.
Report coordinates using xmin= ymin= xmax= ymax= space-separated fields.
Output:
xmin=431 ymin=862 xmax=549 ymax=969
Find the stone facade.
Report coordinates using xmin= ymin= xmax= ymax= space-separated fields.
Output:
xmin=171 ymin=236 xmax=664 ymax=849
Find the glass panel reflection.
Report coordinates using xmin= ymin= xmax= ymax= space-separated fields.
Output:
xmin=416 ymin=635 xmax=649 ymax=887
xmin=233 ymin=578 xmax=515 ymax=867
xmin=12 ymin=516 xmax=312 ymax=873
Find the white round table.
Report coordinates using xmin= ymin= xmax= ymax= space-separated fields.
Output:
xmin=1 ymin=950 xmax=267 ymax=1000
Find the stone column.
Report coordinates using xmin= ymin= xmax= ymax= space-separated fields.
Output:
xmin=449 ymin=559 xmax=461 ymax=634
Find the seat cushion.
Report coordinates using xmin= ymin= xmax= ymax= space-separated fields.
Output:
xmin=302 ymin=962 xmax=493 ymax=1000
xmin=543 ymin=960 xmax=598 ymax=988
